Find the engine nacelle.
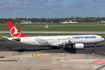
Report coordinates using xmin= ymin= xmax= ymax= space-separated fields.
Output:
xmin=73 ymin=43 xmax=84 ymax=49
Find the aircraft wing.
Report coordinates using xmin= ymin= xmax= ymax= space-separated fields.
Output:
xmin=58 ymin=42 xmax=67 ymax=45
xmin=50 ymin=42 xmax=67 ymax=46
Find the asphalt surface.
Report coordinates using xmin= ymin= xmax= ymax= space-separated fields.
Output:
xmin=0 ymin=40 xmax=105 ymax=56
xmin=0 ymin=40 xmax=105 ymax=70
xmin=0 ymin=31 xmax=105 ymax=34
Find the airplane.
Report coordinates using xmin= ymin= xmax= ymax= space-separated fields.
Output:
xmin=2 ymin=22 xmax=104 ymax=50
xmin=60 ymin=20 xmax=78 ymax=24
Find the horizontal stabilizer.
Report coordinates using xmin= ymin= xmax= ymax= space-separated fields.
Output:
xmin=2 ymin=36 xmax=10 ymax=39
xmin=2 ymin=36 xmax=20 ymax=42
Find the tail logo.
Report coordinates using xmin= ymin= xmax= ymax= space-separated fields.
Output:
xmin=10 ymin=26 xmax=21 ymax=37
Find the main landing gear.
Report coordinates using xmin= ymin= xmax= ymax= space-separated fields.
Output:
xmin=60 ymin=46 xmax=66 ymax=50
xmin=95 ymin=43 xmax=97 ymax=47
xmin=60 ymin=44 xmax=73 ymax=50
xmin=51 ymin=46 xmax=59 ymax=49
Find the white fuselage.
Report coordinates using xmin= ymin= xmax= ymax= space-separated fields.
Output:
xmin=18 ymin=35 xmax=104 ymax=46
xmin=60 ymin=21 xmax=78 ymax=24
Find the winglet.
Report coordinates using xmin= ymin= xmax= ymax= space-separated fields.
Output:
xmin=6 ymin=22 xmax=28 ymax=38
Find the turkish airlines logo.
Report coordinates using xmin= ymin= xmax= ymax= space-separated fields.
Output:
xmin=10 ymin=26 xmax=21 ymax=37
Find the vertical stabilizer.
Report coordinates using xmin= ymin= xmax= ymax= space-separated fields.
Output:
xmin=6 ymin=22 xmax=28 ymax=38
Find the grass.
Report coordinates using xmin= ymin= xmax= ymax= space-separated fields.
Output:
xmin=0 ymin=26 xmax=104 ymax=31
xmin=0 ymin=22 xmax=105 ymax=31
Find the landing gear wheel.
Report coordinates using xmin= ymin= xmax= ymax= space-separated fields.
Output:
xmin=60 ymin=46 xmax=66 ymax=51
xmin=60 ymin=48 xmax=64 ymax=51
xmin=51 ymin=47 xmax=58 ymax=49
xmin=95 ymin=43 xmax=97 ymax=47
xmin=71 ymin=44 xmax=73 ymax=49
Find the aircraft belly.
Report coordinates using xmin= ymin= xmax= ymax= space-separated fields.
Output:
xmin=73 ymin=39 xmax=98 ymax=44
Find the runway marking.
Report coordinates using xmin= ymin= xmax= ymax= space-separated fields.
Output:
xmin=96 ymin=64 xmax=105 ymax=70
xmin=33 ymin=54 xmax=42 ymax=56
xmin=21 ymin=62 xmax=26 ymax=64
xmin=5 ymin=62 xmax=27 ymax=70
xmin=5 ymin=60 xmax=36 ymax=70
xmin=29 ymin=62 xmax=35 ymax=64
xmin=32 ymin=55 xmax=88 ymax=65
xmin=91 ymin=60 xmax=105 ymax=65
xmin=5 ymin=49 xmax=46 ymax=70
xmin=32 ymin=50 xmax=88 ymax=65
xmin=13 ymin=53 xmax=19 ymax=55
xmin=5 ymin=47 xmax=91 ymax=70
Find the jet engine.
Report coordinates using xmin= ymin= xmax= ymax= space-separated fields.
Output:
xmin=73 ymin=43 xmax=84 ymax=49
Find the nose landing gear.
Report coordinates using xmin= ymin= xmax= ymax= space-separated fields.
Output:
xmin=95 ymin=43 xmax=97 ymax=47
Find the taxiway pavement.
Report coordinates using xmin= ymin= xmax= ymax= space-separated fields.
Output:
xmin=0 ymin=40 xmax=105 ymax=70
xmin=0 ymin=40 xmax=105 ymax=55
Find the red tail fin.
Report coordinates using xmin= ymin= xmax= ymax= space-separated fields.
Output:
xmin=6 ymin=22 xmax=28 ymax=38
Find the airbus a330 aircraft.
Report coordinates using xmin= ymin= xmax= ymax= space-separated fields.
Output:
xmin=60 ymin=21 xmax=78 ymax=24
xmin=2 ymin=22 xmax=104 ymax=49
